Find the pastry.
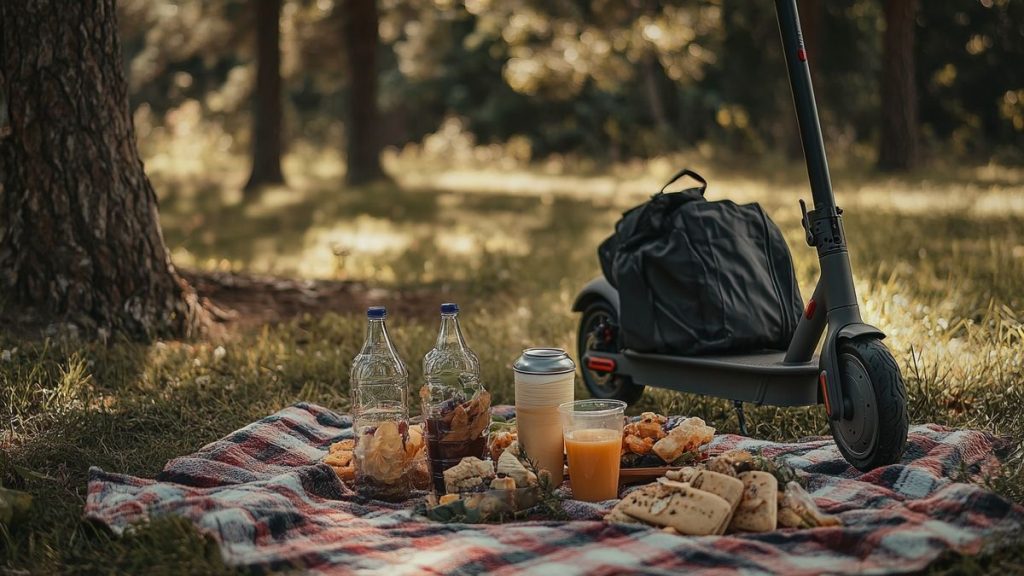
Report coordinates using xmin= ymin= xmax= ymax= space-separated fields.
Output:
xmin=324 ymin=439 xmax=357 ymax=484
xmin=323 ymin=448 xmax=353 ymax=469
xmin=684 ymin=470 xmax=745 ymax=534
xmin=329 ymin=439 xmax=355 ymax=454
xmin=728 ymin=471 xmax=778 ymax=533
xmin=652 ymin=417 xmax=714 ymax=463
xmin=490 ymin=476 xmax=517 ymax=490
xmin=496 ymin=446 xmax=538 ymax=488
xmin=777 ymin=481 xmax=840 ymax=528
xmin=623 ymin=435 xmax=656 ymax=456
xmin=489 ymin=429 xmax=518 ymax=462
xmin=621 ymin=412 xmax=669 ymax=459
xmin=615 ymin=481 xmax=732 ymax=536
xmin=706 ymin=449 xmax=753 ymax=477
xmin=443 ymin=456 xmax=495 ymax=494
xmin=664 ymin=467 xmax=697 ymax=483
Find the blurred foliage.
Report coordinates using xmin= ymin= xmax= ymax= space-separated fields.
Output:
xmin=117 ymin=0 xmax=1024 ymax=165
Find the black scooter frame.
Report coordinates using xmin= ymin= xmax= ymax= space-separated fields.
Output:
xmin=572 ymin=0 xmax=885 ymax=418
xmin=773 ymin=0 xmax=884 ymax=420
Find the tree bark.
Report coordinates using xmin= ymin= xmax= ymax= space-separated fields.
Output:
xmin=0 ymin=0 xmax=207 ymax=340
xmin=343 ymin=0 xmax=386 ymax=185
xmin=640 ymin=0 xmax=670 ymax=138
xmin=878 ymin=0 xmax=920 ymax=171
xmin=797 ymin=0 xmax=822 ymax=71
xmin=643 ymin=52 xmax=670 ymax=135
xmin=245 ymin=0 xmax=287 ymax=193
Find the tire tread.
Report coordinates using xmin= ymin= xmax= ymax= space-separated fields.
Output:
xmin=832 ymin=337 xmax=909 ymax=470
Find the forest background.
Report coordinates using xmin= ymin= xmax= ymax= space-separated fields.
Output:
xmin=1 ymin=0 xmax=1024 ymax=572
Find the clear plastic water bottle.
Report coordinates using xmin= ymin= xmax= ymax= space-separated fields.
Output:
xmin=421 ymin=303 xmax=490 ymax=494
xmin=350 ymin=306 xmax=412 ymax=501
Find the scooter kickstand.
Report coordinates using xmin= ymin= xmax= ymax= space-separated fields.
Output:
xmin=733 ymin=400 xmax=749 ymax=436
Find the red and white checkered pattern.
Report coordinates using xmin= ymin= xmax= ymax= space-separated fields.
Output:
xmin=86 ymin=403 xmax=1023 ymax=575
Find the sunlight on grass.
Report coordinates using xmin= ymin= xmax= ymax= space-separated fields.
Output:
xmin=146 ymin=144 xmax=1024 ymax=476
xmin=143 ymin=142 xmax=1024 ymax=454
xmin=4 ymin=140 xmax=1023 ymax=571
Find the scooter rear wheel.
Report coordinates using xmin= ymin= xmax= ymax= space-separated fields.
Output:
xmin=829 ymin=337 xmax=908 ymax=471
xmin=577 ymin=299 xmax=645 ymax=405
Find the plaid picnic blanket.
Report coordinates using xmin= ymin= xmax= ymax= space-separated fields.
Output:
xmin=85 ymin=403 xmax=1023 ymax=575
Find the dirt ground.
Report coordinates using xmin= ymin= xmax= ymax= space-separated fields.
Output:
xmin=186 ymin=268 xmax=457 ymax=327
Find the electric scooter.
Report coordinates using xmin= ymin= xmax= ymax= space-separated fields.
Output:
xmin=573 ymin=0 xmax=909 ymax=471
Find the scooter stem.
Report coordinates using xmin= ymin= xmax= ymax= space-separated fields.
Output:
xmin=773 ymin=0 xmax=835 ymax=213
xmin=775 ymin=0 xmax=886 ymax=421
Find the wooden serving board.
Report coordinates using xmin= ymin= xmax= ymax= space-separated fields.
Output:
xmin=618 ymin=466 xmax=683 ymax=485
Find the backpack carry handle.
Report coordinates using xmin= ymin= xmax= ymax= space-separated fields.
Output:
xmin=659 ymin=168 xmax=708 ymax=194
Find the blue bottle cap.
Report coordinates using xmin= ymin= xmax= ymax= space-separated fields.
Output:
xmin=440 ymin=303 xmax=459 ymax=314
xmin=367 ymin=306 xmax=387 ymax=319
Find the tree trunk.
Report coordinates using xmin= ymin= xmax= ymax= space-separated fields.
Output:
xmin=0 ymin=0 xmax=207 ymax=340
xmin=878 ymin=0 xmax=920 ymax=171
xmin=797 ymin=0 xmax=822 ymax=71
xmin=343 ymin=0 xmax=386 ymax=185
xmin=642 ymin=52 xmax=670 ymax=135
xmin=245 ymin=0 xmax=287 ymax=193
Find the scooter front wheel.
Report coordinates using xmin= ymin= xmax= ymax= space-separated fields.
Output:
xmin=577 ymin=299 xmax=645 ymax=405
xmin=829 ymin=337 xmax=909 ymax=471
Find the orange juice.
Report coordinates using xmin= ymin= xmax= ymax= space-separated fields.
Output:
xmin=564 ymin=428 xmax=621 ymax=501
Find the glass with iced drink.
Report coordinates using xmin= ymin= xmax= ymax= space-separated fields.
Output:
xmin=513 ymin=348 xmax=575 ymax=486
xmin=560 ymin=399 xmax=626 ymax=502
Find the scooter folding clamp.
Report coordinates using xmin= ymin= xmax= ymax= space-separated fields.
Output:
xmin=799 ymin=199 xmax=815 ymax=247
xmin=804 ymin=205 xmax=847 ymax=257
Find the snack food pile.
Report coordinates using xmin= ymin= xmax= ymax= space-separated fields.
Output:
xmin=326 ymin=423 xmax=430 ymax=491
xmin=606 ymin=449 xmax=840 ymax=535
xmin=426 ymin=440 xmax=546 ymax=522
xmin=322 ymin=411 xmax=841 ymax=534
xmin=621 ymin=413 xmax=714 ymax=467
xmin=323 ymin=439 xmax=356 ymax=483
xmin=422 ymin=389 xmax=492 ymax=492
xmin=488 ymin=421 xmax=518 ymax=462
xmin=423 ymin=390 xmax=491 ymax=444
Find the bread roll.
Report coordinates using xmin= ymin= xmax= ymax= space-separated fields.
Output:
xmin=489 ymin=477 xmax=516 ymax=491
xmin=687 ymin=470 xmax=745 ymax=534
xmin=620 ymin=483 xmax=732 ymax=536
xmin=728 ymin=471 xmax=778 ymax=533
xmin=689 ymin=470 xmax=744 ymax=508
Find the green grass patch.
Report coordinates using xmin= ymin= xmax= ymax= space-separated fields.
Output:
xmin=2 ymin=157 xmax=1023 ymax=572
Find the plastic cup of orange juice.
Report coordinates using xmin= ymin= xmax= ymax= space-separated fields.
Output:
xmin=558 ymin=399 xmax=626 ymax=502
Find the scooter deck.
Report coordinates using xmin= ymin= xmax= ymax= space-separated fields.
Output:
xmin=586 ymin=349 xmax=821 ymax=407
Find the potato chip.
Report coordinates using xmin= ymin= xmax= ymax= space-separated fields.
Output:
xmin=329 ymin=439 xmax=355 ymax=454
xmin=324 ymin=450 xmax=353 ymax=467
xmin=405 ymin=424 xmax=425 ymax=459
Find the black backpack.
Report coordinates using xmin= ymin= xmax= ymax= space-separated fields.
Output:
xmin=598 ymin=169 xmax=803 ymax=355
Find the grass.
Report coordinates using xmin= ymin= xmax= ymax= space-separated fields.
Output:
xmin=1 ymin=148 xmax=1023 ymax=573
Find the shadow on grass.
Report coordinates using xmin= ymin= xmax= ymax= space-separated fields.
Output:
xmin=3 ymin=172 xmax=1023 ymax=572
